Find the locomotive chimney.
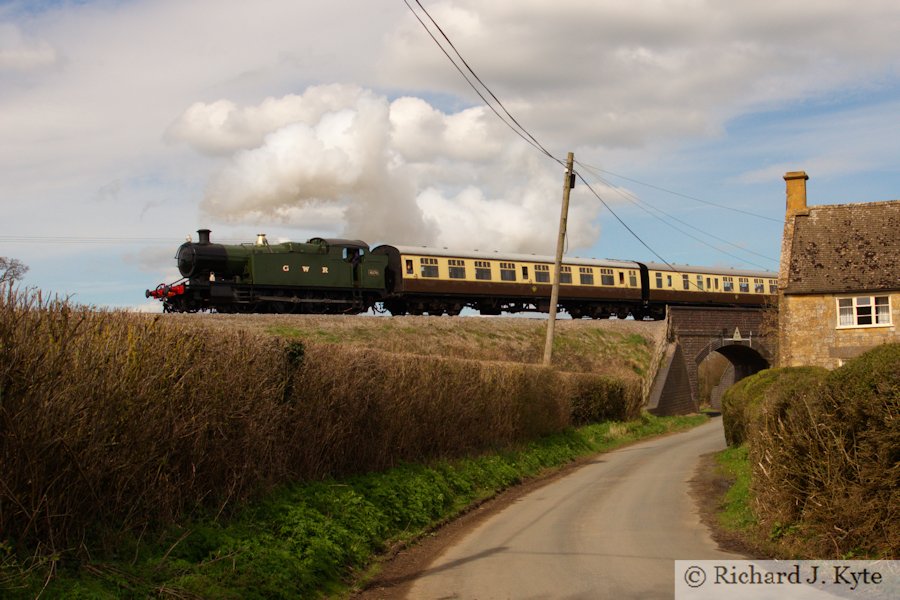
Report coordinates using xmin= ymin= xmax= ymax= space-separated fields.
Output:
xmin=256 ymin=233 xmax=269 ymax=246
xmin=783 ymin=171 xmax=809 ymax=215
xmin=197 ymin=229 xmax=211 ymax=245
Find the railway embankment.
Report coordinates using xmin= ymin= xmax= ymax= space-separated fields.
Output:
xmin=0 ymin=289 xmax=681 ymax=597
xmin=717 ymin=343 xmax=899 ymax=559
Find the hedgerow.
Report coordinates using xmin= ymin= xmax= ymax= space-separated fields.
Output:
xmin=0 ymin=287 xmax=641 ymax=574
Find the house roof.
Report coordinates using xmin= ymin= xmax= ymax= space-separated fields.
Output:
xmin=785 ymin=199 xmax=900 ymax=294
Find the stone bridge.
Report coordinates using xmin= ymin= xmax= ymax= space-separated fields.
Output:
xmin=645 ymin=306 xmax=775 ymax=416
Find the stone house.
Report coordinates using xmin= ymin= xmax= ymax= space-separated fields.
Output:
xmin=778 ymin=171 xmax=900 ymax=368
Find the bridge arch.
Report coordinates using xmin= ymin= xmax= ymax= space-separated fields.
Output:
xmin=645 ymin=306 xmax=776 ymax=416
xmin=697 ymin=342 xmax=771 ymax=409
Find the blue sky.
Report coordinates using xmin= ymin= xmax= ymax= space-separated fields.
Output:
xmin=1 ymin=0 xmax=899 ymax=309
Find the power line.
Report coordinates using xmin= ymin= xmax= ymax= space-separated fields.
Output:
xmin=403 ymin=0 xmax=563 ymax=167
xmin=576 ymin=162 xmax=782 ymax=223
xmin=577 ymin=161 xmax=778 ymax=268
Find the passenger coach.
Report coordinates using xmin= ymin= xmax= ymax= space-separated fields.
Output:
xmin=372 ymin=245 xmax=776 ymax=318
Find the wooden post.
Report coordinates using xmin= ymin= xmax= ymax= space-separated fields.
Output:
xmin=543 ymin=152 xmax=574 ymax=366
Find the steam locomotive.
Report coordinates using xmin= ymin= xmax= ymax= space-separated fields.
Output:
xmin=147 ymin=229 xmax=777 ymax=319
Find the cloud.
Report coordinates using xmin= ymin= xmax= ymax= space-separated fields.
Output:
xmin=173 ymin=84 xmax=602 ymax=252
xmin=192 ymin=86 xmax=434 ymax=244
xmin=380 ymin=0 xmax=900 ymax=150
xmin=0 ymin=23 xmax=56 ymax=71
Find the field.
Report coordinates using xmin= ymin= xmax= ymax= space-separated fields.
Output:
xmin=168 ymin=313 xmax=665 ymax=380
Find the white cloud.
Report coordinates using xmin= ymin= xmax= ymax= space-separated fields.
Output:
xmin=380 ymin=0 xmax=900 ymax=149
xmin=0 ymin=23 xmax=56 ymax=70
xmin=173 ymin=85 xmax=600 ymax=252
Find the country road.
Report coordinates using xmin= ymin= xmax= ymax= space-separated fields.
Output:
xmin=405 ymin=418 xmax=745 ymax=600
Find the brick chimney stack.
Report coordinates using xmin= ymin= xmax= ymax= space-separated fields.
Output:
xmin=784 ymin=171 xmax=809 ymax=215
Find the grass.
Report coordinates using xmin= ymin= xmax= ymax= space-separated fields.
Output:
xmin=714 ymin=444 xmax=756 ymax=532
xmin=6 ymin=414 xmax=708 ymax=599
xmin=173 ymin=313 xmax=664 ymax=380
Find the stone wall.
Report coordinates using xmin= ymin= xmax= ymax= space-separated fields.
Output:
xmin=779 ymin=292 xmax=900 ymax=368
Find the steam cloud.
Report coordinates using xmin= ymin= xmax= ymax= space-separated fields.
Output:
xmin=168 ymin=84 xmax=600 ymax=253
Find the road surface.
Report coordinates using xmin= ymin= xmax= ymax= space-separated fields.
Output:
xmin=406 ymin=418 xmax=744 ymax=599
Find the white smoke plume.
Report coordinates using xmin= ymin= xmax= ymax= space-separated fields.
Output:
xmin=168 ymin=84 xmax=601 ymax=253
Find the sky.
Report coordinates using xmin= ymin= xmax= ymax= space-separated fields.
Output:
xmin=1 ymin=0 xmax=899 ymax=310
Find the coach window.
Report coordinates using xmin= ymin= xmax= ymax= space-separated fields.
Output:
xmin=500 ymin=262 xmax=516 ymax=282
xmin=769 ymin=280 xmax=777 ymax=294
xmin=667 ymin=275 xmax=672 ymax=288
xmin=754 ymin=278 xmax=765 ymax=293
xmin=655 ymin=272 xmax=663 ymax=288
xmin=521 ymin=265 xmax=529 ymax=279
xmin=405 ymin=259 xmax=413 ymax=275
xmin=560 ymin=266 xmax=572 ymax=284
xmin=629 ymin=271 xmax=638 ymax=287
xmin=739 ymin=277 xmax=749 ymax=293
xmin=535 ymin=264 xmax=550 ymax=283
xmin=475 ymin=260 xmax=492 ymax=280
xmin=714 ymin=278 xmax=719 ymax=290
xmin=600 ymin=268 xmax=615 ymax=286
xmin=696 ymin=275 xmax=704 ymax=290
xmin=723 ymin=277 xmax=734 ymax=292
xmin=682 ymin=274 xmax=690 ymax=290
xmin=420 ymin=257 xmax=439 ymax=278
xmin=579 ymin=267 xmax=594 ymax=285
xmin=448 ymin=259 xmax=466 ymax=279
xmin=706 ymin=277 xmax=711 ymax=290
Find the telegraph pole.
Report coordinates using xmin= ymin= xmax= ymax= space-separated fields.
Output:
xmin=543 ymin=152 xmax=574 ymax=366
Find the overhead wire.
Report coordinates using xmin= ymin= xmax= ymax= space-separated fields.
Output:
xmin=402 ymin=0 xmax=563 ymax=166
xmin=577 ymin=162 xmax=782 ymax=223
xmin=576 ymin=161 xmax=778 ymax=268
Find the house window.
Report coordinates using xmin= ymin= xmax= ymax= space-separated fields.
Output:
xmin=655 ymin=272 xmax=663 ymax=288
xmin=682 ymin=274 xmax=690 ymax=290
xmin=754 ymin=278 xmax=765 ymax=293
xmin=739 ymin=277 xmax=749 ymax=293
xmin=723 ymin=277 xmax=734 ymax=292
xmin=420 ymin=257 xmax=438 ymax=278
xmin=499 ymin=262 xmax=516 ymax=282
xmin=475 ymin=260 xmax=492 ymax=280
xmin=560 ymin=266 xmax=572 ymax=284
xmin=837 ymin=296 xmax=892 ymax=328
xmin=601 ymin=268 xmax=615 ymax=286
xmin=579 ymin=267 xmax=594 ymax=285
xmin=535 ymin=264 xmax=550 ymax=283
xmin=448 ymin=259 xmax=466 ymax=279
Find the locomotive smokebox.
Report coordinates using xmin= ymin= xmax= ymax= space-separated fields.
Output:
xmin=198 ymin=229 xmax=211 ymax=245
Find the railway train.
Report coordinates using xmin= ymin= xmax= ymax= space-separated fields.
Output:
xmin=146 ymin=229 xmax=778 ymax=319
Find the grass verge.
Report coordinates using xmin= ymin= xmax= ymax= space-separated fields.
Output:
xmin=5 ymin=413 xmax=707 ymax=599
xmin=714 ymin=444 xmax=756 ymax=532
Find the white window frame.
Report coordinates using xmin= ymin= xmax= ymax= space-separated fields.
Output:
xmin=836 ymin=295 xmax=892 ymax=329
